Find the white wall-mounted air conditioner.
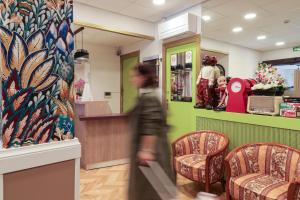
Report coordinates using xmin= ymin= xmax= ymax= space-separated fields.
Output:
xmin=158 ymin=13 xmax=198 ymax=41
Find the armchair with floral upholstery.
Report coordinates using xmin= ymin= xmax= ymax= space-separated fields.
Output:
xmin=225 ymin=143 xmax=300 ymax=200
xmin=172 ymin=130 xmax=229 ymax=192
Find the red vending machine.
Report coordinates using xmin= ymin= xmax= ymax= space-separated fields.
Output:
xmin=226 ymin=78 xmax=256 ymax=113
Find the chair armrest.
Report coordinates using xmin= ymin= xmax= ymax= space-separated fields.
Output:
xmin=205 ymin=143 xmax=229 ymax=183
xmin=295 ymin=176 xmax=300 ymax=183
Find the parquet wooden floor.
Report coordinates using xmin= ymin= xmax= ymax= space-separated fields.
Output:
xmin=80 ymin=165 xmax=226 ymax=200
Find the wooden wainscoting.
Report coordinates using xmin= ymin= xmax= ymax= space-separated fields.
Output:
xmin=4 ymin=160 xmax=75 ymax=200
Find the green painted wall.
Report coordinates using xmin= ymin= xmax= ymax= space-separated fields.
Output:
xmin=166 ymin=43 xmax=198 ymax=142
xmin=122 ymin=56 xmax=139 ymax=113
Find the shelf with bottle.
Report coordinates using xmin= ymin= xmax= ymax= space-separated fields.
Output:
xmin=170 ymin=51 xmax=193 ymax=102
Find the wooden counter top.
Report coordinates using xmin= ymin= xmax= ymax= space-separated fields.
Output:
xmin=79 ymin=114 xmax=128 ymax=121
xmin=195 ymin=109 xmax=300 ymax=131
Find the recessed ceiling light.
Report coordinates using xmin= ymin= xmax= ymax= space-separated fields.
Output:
xmin=244 ymin=13 xmax=257 ymax=20
xmin=153 ymin=0 xmax=165 ymax=5
xmin=202 ymin=15 xmax=211 ymax=21
xmin=232 ymin=27 xmax=243 ymax=33
xmin=276 ymin=41 xmax=285 ymax=46
xmin=257 ymin=35 xmax=266 ymax=40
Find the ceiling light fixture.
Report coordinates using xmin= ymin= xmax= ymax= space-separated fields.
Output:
xmin=257 ymin=35 xmax=266 ymax=40
xmin=153 ymin=0 xmax=165 ymax=5
xmin=202 ymin=15 xmax=211 ymax=21
xmin=276 ymin=41 xmax=285 ymax=46
xmin=232 ymin=27 xmax=243 ymax=33
xmin=244 ymin=13 xmax=257 ymax=20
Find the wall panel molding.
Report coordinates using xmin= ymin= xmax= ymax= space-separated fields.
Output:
xmin=197 ymin=117 xmax=300 ymax=150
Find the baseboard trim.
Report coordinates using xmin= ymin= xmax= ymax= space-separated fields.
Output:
xmin=86 ymin=159 xmax=129 ymax=170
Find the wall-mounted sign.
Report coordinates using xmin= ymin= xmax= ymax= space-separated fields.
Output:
xmin=293 ymin=46 xmax=300 ymax=52
xmin=185 ymin=51 xmax=192 ymax=64
xmin=171 ymin=54 xmax=177 ymax=67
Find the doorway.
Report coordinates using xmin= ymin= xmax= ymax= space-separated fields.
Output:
xmin=121 ymin=51 xmax=140 ymax=113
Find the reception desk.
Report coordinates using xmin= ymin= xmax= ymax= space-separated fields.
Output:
xmin=75 ymin=101 xmax=129 ymax=170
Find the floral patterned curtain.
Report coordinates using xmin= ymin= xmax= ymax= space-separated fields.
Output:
xmin=0 ymin=0 xmax=74 ymax=148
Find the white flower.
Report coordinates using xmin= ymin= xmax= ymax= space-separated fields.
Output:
xmin=263 ymin=84 xmax=273 ymax=90
xmin=252 ymin=83 xmax=264 ymax=90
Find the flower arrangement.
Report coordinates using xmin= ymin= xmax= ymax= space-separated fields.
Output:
xmin=74 ymin=79 xmax=86 ymax=97
xmin=252 ymin=63 xmax=287 ymax=96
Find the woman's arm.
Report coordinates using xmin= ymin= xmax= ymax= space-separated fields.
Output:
xmin=137 ymin=96 xmax=163 ymax=165
xmin=138 ymin=135 xmax=157 ymax=165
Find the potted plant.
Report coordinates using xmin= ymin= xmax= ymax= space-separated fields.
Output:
xmin=74 ymin=79 xmax=86 ymax=100
xmin=252 ymin=63 xmax=287 ymax=96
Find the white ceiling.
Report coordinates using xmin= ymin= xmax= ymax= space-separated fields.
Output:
xmin=75 ymin=0 xmax=206 ymax=22
xmin=74 ymin=25 xmax=144 ymax=47
xmin=74 ymin=0 xmax=300 ymax=51
xmin=201 ymin=0 xmax=300 ymax=51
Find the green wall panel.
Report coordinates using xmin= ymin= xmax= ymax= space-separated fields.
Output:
xmin=197 ymin=117 xmax=300 ymax=150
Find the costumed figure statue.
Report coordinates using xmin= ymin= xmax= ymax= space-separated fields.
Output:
xmin=214 ymin=76 xmax=227 ymax=111
xmin=195 ymin=55 xmax=216 ymax=109
xmin=211 ymin=56 xmax=221 ymax=108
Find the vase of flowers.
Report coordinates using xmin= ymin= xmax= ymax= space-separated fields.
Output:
xmin=251 ymin=63 xmax=287 ymax=96
xmin=74 ymin=79 xmax=86 ymax=100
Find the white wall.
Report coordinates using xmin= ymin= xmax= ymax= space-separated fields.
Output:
xmin=78 ymin=42 xmax=121 ymax=113
xmin=201 ymin=38 xmax=262 ymax=78
xmin=73 ymin=2 xmax=156 ymax=37
xmin=261 ymin=47 xmax=300 ymax=61
xmin=123 ymin=36 xmax=262 ymax=80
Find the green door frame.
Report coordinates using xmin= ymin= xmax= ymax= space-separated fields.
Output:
xmin=120 ymin=51 xmax=140 ymax=113
xmin=161 ymin=35 xmax=201 ymax=141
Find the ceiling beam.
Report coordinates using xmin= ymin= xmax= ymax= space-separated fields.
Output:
xmin=74 ymin=20 xmax=155 ymax=41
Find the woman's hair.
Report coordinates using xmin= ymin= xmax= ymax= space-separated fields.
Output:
xmin=134 ymin=63 xmax=157 ymax=88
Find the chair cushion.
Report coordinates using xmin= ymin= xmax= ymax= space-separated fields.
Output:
xmin=229 ymin=173 xmax=289 ymax=200
xmin=174 ymin=154 xmax=207 ymax=182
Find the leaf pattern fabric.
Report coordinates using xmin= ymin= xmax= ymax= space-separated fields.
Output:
xmin=0 ymin=0 xmax=74 ymax=148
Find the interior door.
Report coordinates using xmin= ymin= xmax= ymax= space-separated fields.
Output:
xmin=166 ymin=43 xmax=198 ymax=141
xmin=122 ymin=53 xmax=139 ymax=113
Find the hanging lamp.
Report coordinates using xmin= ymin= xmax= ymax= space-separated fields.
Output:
xmin=74 ymin=27 xmax=89 ymax=63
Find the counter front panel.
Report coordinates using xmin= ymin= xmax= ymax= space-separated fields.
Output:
xmin=196 ymin=110 xmax=300 ymax=150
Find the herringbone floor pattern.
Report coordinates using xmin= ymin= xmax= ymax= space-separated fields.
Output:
xmin=80 ymin=165 xmax=225 ymax=200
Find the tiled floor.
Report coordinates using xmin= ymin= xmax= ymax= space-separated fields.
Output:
xmin=80 ymin=164 xmax=226 ymax=200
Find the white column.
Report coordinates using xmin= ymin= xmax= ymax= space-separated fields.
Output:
xmin=75 ymin=158 xmax=81 ymax=200
xmin=0 ymin=175 xmax=3 ymax=200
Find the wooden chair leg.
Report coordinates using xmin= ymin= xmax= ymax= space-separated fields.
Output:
xmin=221 ymin=178 xmax=226 ymax=192
xmin=226 ymin=193 xmax=231 ymax=200
xmin=205 ymin=182 xmax=210 ymax=193
xmin=226 ymin=184 xmax=231 ymax=200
